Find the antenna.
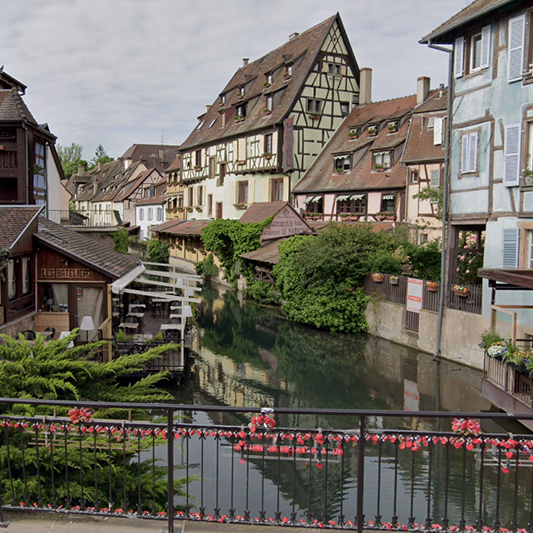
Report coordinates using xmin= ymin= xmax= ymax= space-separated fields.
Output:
xmin=161 ymin=130 xmax=164 ymax=145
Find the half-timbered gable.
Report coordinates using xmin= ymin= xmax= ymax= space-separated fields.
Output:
xmin=178 ymin=13 xmax=360 ymax=221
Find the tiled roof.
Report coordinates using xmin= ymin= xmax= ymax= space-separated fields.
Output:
xmin=119 ymin=144 xmax=180 ymax=170
xmin=179 ymin=14 xmax=356 ymax=151
xmin=0 ymin=206 xmax=42 ymax=250
xmin=414 ymin=88 xmax=448 ymax=113
xmin=135 ymin=194 xmax=166 ymax=207
xmin=403 ymin=114 xmax=446 ymax=164
xmin=153 ymin=219 xmax=211 ymax=237
xmin=114 ymin=169 xmax=163 ymax=202
xmin=0 ymin=88 xmax=38 ymax=125
xmin=166 ymin=155 xmax=181 ymax=172
xmin=294 ymin=94 xmax=417 ymax=194
xmin=151 ymin=220 xmax=185 ymax=233
xmin=421 ymin=0 xmax=510 ymax=43
xmin=239 ymin=202 xmax=291 ymax=223
xmin=36 ymin=217 xmax=141 ymax=279
xmin=240 ymin=238 xmax=287 ymax=265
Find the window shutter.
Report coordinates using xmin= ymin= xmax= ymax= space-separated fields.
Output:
xmin=430 ymin=169 xmax=441 ymax=189
xmin=454 ymin=37 xmax=465 ymax=78
xmin=468 ymin=131 xmax=478 ymax=173
xmin=508 ymin=14 xmax=526 ymax=82
xmin=502 ymin=228 xmax=519 ymax=268
xmin=434 ymin=117 xmax=443 ymax=145
xmin=461 ymin=134 xmax=469 ymax=173
xmin=504 ymin=124 xmax=521 ymax=186
xmin=480 ymin=25 xmax=491 ymax=69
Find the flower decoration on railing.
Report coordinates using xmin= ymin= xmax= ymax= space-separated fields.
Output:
xmin=487 ymin=341 xmax=508 ymax=358
xmin=452 ymin=418 xmax=481 ymax=436
xmin=68 ymin=407 xmax=92 ymax=424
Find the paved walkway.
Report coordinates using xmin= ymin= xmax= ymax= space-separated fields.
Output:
xmin=3 ymin=512 xmax=293 ymax=533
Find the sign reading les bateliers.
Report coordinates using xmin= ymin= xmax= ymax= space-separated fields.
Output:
xmin=40 ymin=268 xmax=94 ymax=280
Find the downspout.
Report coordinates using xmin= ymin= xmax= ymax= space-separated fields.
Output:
xmin=22 ymin=121 xmax=29 ymax=204
xmin=428 ymin=40 xmax=453 ymax=359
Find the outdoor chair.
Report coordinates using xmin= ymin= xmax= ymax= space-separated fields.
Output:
xmin=20 ymin=330 xmax=36 ymax=341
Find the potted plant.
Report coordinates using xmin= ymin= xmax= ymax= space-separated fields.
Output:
xmin=348 ymin=130 xmax=358 ymax=139
xmin=264 ymin=109 xmax=272 ymax=115
xmin=263 ymin=152 xmax=273 ymax=159
xmin=453 ymin=284 xmax=470 ymax=297
xmin=186 ymin=207 xmax=193 ymax=213
xmin=373 ymin=164 xmax=384 ymax=172
xmin=425 ymin=280 xmax=439 ymax=292
xmin=372 ymin=273 xmax=384 ymax=283
xmin=523 ymin=168 xmax=533 ymax=186
xmin=388 ymin=122 xmax=398 ymax=133
xmin=283 ymin=72 xmax=291 ymax=80
xmin=193 ymin=165 xmax=202 ymax=171
xmin=390 ymin=275 xmax=399 ymax=285
xmin=233 ymin=203 xmax=248 ymax=210
xmin=263 ymin=82 xmax=271 ymax=88
xmin=367 ymin=126 xmax=377 ymax=136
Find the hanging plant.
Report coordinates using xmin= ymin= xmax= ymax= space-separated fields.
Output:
xmin=0 ymin=249 xmax=9 ymax=282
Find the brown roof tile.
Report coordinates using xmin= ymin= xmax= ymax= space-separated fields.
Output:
xmin=239 ymin=202 xmax=291 ymax=223
xmin=155 ymin=220 xmax=211 ymax=237
xmin=0 ymin=88 xmax=38 ymax=125
xmin=403 ymin=114 xmax=446 ymax=164
xmin=119 ymin=144 xmax=180 ymax=171
xmin=36 ymin=217 xmax=141 ymax=279
xmin=240 ymin=238 xmax=287 ymax=265
xmin=0 ymin=206 xmax=42 ymax=250
xmin=421 ymin=0 xmax=510 ymax=43
xmin=179 ymin=14 xmax=358 ymax=151
xmin=151 ymin=219 xmax=185 ymax=233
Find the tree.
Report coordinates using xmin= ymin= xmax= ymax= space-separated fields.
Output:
xmin=89 ymin=144 xmax=114 ymax=168
xmin=57 ymin=142 xmax=88 ymax=179
xmin=146 ymin=240 xmax=170 ymax=264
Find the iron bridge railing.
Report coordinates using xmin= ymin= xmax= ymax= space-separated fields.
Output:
xmin=0 ymin=398 xmax=532 ymax=533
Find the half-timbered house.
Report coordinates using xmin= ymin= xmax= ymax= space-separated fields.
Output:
xmin=178 ymin=13 xmax=360 ymax=220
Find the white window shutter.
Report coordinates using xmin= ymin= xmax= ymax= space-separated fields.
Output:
xmin=461 ymin=134 xmax=469 ymax=173
xmin=502 ymin=228 xmax=519 ymax=268
xmin=480 ymin=25 xmax=491 ymax=69
xmin=508 ymin=14 xmax=526 ymax=82
xmin=504 ymin=124 xmax=521 ymax=186
xmin=468 ymin=131 xmax=478 ymax=173
xmin=434 ymin=117 xmax=443 ymax=145
xmin=430 ymin=169 xmax=441 ymax=189
xmin=454 ymin=37 xmax=465 ymax=78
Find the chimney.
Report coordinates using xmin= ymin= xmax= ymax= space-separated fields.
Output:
xmin=289 ymin=32 xmax=299 ymax=41
xmin=97 ymin=160 xmax=102 ymax=171
xmin=359 ymin=68 xmax=372 ymax=105
xmin=77 ymin=165 xmax=85 ymax=175
xmin=243 ymin=58 xmax=249 ymax=67
xmin=417 ymin=76 xmax=430 ymax=105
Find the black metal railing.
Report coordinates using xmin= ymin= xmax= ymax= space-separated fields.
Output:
xmin=0 ymin=398 xmax=533 ymax=533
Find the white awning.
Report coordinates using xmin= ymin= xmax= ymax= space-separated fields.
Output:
xmin=333 ymin=154 xmax=348 ymax=161
xmin=382 ymin=194 xmax=395 ymax=200
xmin=305 ymin=196 xmax=321 ymax=204
xmin=350 ymin=194 xmax=365 ymax=200
xmin=336 ymin=195 xmax=350 ymax=201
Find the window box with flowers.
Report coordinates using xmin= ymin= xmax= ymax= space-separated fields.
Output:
xmin=177 ymin=207 xmax=184 ymax=212
xmin=425 ymin=280 xmax=439 ymax=292
xmin=233 ymin=203 xmax=248 ymax=210
xmin=348 ymin=130 xmax=359 ymax=140
xmin=373 ymin=164 xmax=385 ymax=172
xmin=186 ymin=207 xmax=193 ymax=213
xmin=304 ymin=212 xmax=322 ymax=220
xmin=235 ymin=160 xmax=246 ymax=166
xmin=523 ymin=168 xmax=533 ymax=186
xmin=195 ymin=206 xmax=203 ymax=212
xmin=453 ymin=285 xmax=470 ymax=297
xmin=264 ymin=109 xmax=272 ymax=115
xmin=283 ymin=73 xmax=291 ymax=81
xmin=389 ymin=276 xmax=399 ymax=285
xmin=309 ymin=113 xmax=321 ymax=120
xmin=367 ymin=126 xmax=378 ymax=136
xmin=193 ymin=165 xmax=202 ymax=171
xmin=372 ymin=273 xmax=384 ymax=283
xmin=376 ymin=211 xmax=395 ymax=221
xmin=387 ymin=121 xmax=398 ymax=133
xmin=263 ymin=153 xmax=273 ymax=160
xmin=234 ymin=115 xmax=245 ymax=123
xmin=263 ymin=82 xmax=271 ymax=88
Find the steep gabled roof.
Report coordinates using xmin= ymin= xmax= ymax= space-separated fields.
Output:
xmin=0 ymin=88 xmax=38 ymax=124
xmin=114 ymin=169 xmax=163 ymax=202
xmin=36 ymin=217 xmax=141 ymax=279
xmin=421 ymin=0 xmax=511 ymax=44
xmin=239 ymin=202 xmax=291 ymax=223
xmin=0 ymin=206 xmax=42 ymax=250
xmin=180 ymin=14 xmax=358 ymax=151
xmin=119 ymin=144 xmax=180 ymax=170
xmin=294 ymin=94 xmax=417 ymax=194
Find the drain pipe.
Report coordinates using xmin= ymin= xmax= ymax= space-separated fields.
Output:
xmin=428 ymin=40 xmax=453 ymax=359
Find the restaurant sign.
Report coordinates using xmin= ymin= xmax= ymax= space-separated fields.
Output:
xmin=40 ymin=268 xmax=94 ymax=280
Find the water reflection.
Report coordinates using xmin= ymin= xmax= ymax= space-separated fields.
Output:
xmin=169 ymin=284 xmax=532 ymax=528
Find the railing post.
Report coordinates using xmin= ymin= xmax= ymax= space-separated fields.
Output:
xmin=167 ymin=408 xmax=174 ymax=533
xmin=357 ymin=414 xmax=366 ymax=533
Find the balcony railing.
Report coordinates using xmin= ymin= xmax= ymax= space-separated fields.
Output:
xmin=47 ymin=210 xmax=122 ymax=228
xmin=0 ymin=398 xmax=533 ymax=533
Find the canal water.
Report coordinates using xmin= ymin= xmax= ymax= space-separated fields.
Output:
xmin=169 ymin=284 xmax=531 ymax=528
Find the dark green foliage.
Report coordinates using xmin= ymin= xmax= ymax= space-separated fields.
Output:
xmin=88 ymin=144 xmax=114 ymax=169
xmin=146 ymin=240 xmax=170 ymax=265
xmin=57 ymin=142 xmax=87 ymax=179
xmin=405 ymin=238 xmax=442 ymax=281
xmin=412 ymin=186 xmax=443 ymax=219
xmin=112 ymin=228 xmax=129 ymax=254
xmin=195 ymin=253 xmax=219 ymax=278
xmin=200 ymin=217 xmax=273 ymax=285
xmin=245 ymin=280 xmax=281 ymax=306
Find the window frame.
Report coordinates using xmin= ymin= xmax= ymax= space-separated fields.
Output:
xmin=307 ymin=99 xmax=322 ymax=115
xmin=334 ymin=155 xmax=351 ymax=173
xmin=337 ymin=194 xmax=367 ymax=215
xmin=380 ymin=194 xmax=396 ymax=213
xmin=340 ymin=102 xmax=349 ymax=118
xmin=373 ymin=151 xmax=393 ymax=170
xmin=460 ymin=129 xmax=480 ymax=175
xmin=237 ymin=181 xmax=249 ymax=204
xmin=271 ymin=178 xmax=284 ymax=202
xmin=264 ymin=133 xmax=273 ymax=155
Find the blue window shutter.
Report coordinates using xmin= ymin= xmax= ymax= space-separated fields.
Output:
xmin=502 ymin=228 xmax=519 ymax=268
xmin=480 ymin=25 xmax=491 ymax=69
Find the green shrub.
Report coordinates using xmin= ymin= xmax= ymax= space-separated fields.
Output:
xmin=245 ymin=280 xmax=281 ymax=305
xmin=112 ymin=228 xmax=129 ymax=254
xmin=195 ymin=253 xmax=219 ymax=277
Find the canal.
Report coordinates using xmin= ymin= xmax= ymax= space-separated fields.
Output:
xmin=169 ymin=283 xmax=530 ymax=528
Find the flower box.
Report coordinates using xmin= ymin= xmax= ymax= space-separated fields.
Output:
xmin=263 ymin=82 xmax=271 ymax=88
xmin=425 ymin=281 xmax=439 ymax=292
xmin=453 ymin=285 xmax=470 ymax=297
xmin=372 ymin=273 xmax=384 ymax=283
xmin=389 ymin=276 xmax=399 ymax=285
xmin=186 ymin=207 xmax=193 ymax=213
xmin=309 ymin=113 xmax=321 ymax=120
xmin=193 ymin=166 xmax=202 ymax=171
xmin=367 ymin=127 xmax=377 ymax=136
xmin=195 ymin=206 xmax=203 ymax=212
xmin=264 ymin=109 xmax=272 ymax=115
xmin=234 ymin=203 xmax=248 ymax=210
xmin=235 ymin=160 xmax=246 ymax=166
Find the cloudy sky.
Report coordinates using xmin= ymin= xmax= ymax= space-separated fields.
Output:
xmin=1 ymin=0 xmax=470 ymax=160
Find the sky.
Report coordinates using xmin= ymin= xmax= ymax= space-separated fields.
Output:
xmin=1 ymin=0 xmax=471 ymax=160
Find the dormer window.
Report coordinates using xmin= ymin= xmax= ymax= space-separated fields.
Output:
xmin=348 ymin=127 xmax=360 ymax=139
xmin=284 ymin=65 xmax=293 ymax=79
xmin=220 ymin=94 xmax=226 ymax=105
xmin=387 ymin=120 xmax=399 ymax=133
xmin=373 ymin=151 xmax=392 ymax=171
xmin=334 ymin=154 xmax=351 ymax=173
xmin=265 ymin=73 xmax=273 ymax=87
xmin=197 ymin=120 xmax=205 ymax=130
xmin=235 ymin=104 xmax=247 ymax=122
xmin=238 ymin=86 xmax=245 ymax=98
xmin=221 ymin=111 xmax=226 ymax=127
xmin=266 ymin=95 xmax=273 ymax=114
xmin=367 ymin=125 xmax=378 ymax=136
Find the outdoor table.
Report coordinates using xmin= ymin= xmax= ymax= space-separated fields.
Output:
xmin=168 ymin=314 xmax=183 ymax=320
xmin=170 ymin=305 xmax=182 ymax=312
xmin=118 ymin=322 xmax=139 ymax=331
xmin=130 ymin=301 xmax=146 ymax=309
xmin=160 ymin=323 xmax=184 ymax=331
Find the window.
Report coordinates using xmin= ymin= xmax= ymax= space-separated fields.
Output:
xmin=197 ymin=185 xmax=204 ymax=206
xmin=208 ymin=194 xmax=213 ymax=217
xmin=22 ymin=257 xmax=30 ymax=295
xmin=148 ymin=208 xmax=153 ymax=221
xmin=236 ymin=104 xmax=246 ymax=119
xmin=188 ymin=187 xmax=194 ymax=206
xmin=334 ymin=155 xmax=350 ymax=173
xmin=340 ymin=102 xmax=349 ymax=118
xmin=266 ymin=73 xmax=273 ymax=85
xmin=337 ymin=194 xmax=367 ymax=214
xmin=460 ymin=131 xmax=479 ymax=174
xmin=287 ymin=64 xmax=293 ymax=76
xmin=221 ymin=112 xmax=226 ymax=127
xmin=195 ymin=150 xmax=202 ymax=167
xmin=420 ymin=233 xmax=429 ymax=244
xmin=305 ymin=196 xmax=323 ymax=214
xmin=146 ymin=186 xmax=155 ymax=198
xmin=381 ymin=194 xmax=396 ymax=212
xmin=219 ymin=163 xmax=226 ymax=186
xmin=505 ymin=123 xmax=521 ymax=186
xmin=266 ymin=95 xmax=273 ymax=112
xmin=237 ymin=181 xmax=248 ymax=204
xmin=470 ymin=32 xmax=483 ymax=71
xmin=373 ymin=151 xmax=392 ymax=170
xmin=33 ymin=141 xmax=46 ymax=206
xmin=139 ymin=208 xmax=144 ymax=221
xmin=313 ymin=62 xmax=320 ymax=72
xmin=197 ymin=120 xmax=204 ymax=130
xmin=307 ymin=99 xmax=322 ymax=114
xmin=454 ymin=25 xmax=491 ymax=78
xmin=264 ymin=134 xmax=273 ymax=155
xmin=208 ymin=118 xmax=217 ymax=129
xmin=239 ymin=86 xmax=245 ymax=97
xmin=157 ymin=208 xmax=162 ymax=221
xmin=271 ymin=178 xmax=283 ymax=202
xmin=430 ymin=169 xmax=441 ymax=189
xmin=411 ymin=170 xmax=419 ymax=183
xmin=220 ymin=94 xmax=226 ymax=105
xmin=216 ymin=202 xmax=223 ymax=219
xmin=7 ymin=260 xmax=16 ymax=300
xmin=209 ymin=157 xmax=216 ymax=179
